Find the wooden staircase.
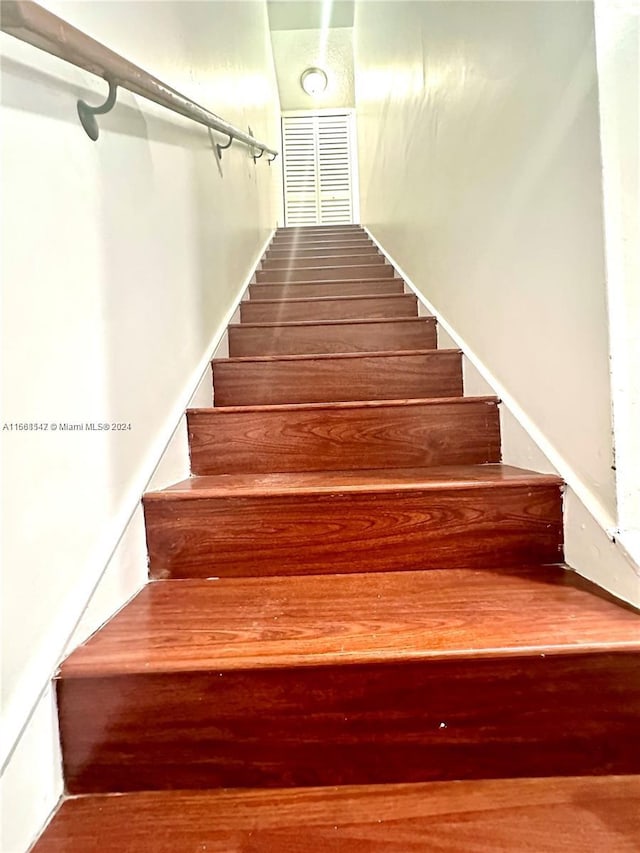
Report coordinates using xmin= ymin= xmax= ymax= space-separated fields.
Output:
xmin=34 ymin=225 xmax=640 ymax=851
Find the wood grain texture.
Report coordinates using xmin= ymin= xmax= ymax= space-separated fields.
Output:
xmin=213 ymin=350 xmax=462 ymax=405
xmin=61 ymin=567 xmax=640 ymax=677
xmin=267 ymin=245 xmax=379 ymax=260
xmin=256 ymin=264 xmax=395 ymax=283
xmin=270 ymin=240 xmax=374 ymax=252
xmin=32 ymin=777 xmax=640 ymax=852
xmin=262 ymin=253 xmax=385 ymax=269
xmin=250 ymin=281 xmax=404 ymax=300
xmin=227 ymin=318 xmax=437 ymax=357
xmin=240 ymin=294 xmax=417 ymax=323
xmin=187 ymin=397 xmax=501 ymax=475
xmin=58 ymin=650 xmax=638 ymax=792
xmin=143 ymin=465 xmax=563 ymax=578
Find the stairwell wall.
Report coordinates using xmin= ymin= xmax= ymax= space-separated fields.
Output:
xmin=354 ymin=2 xmax=638 ymax=600
xmin=1 ymin=2 xmax=280 ymax=850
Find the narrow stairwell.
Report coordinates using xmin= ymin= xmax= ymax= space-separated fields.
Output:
xmin=34 ymin=225 xmax=640 ymax=850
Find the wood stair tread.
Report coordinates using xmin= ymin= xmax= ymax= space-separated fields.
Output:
xmin=189 ymin=394 xmax=499 ymax=416
xmin=229 ymin=317 xmax=432 ymax=329
xmin=32 ymin=777 xmax=640 ymax=852
xmin=60 ymin=566 xmax=640 ymax=679
xmin=213 ymin=347 xmax=453 ymax=364
xmin=146 ymin=463 xmax=562 ymax=500
xmin=245 ymin=293 xmax=409 ymax=305
xmin=256 ymin=275 xmax=395 ymax=285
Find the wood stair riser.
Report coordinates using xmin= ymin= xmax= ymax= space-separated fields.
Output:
xmin=58 ymin=651 xmax=637 ymax=793
xmin=227 ymin=319 xmax=438 ymax=357
xmin=262 ymin=254 xmax=385 ymax=269
xmin=213 ymin=351 xmax=462 ymax=406
xmin=187 ymin=399 xmax=501 ymax=475
xmin=144 ymin=483 xmax=563 ymax=579
xmin=241 ymin=295 xmax=417 ymax=324
xmin=267 ymin=246 xmax=380 ymax=260
xmin=249 ymin=281 xmax=405 ymax=300
xmin=270 ymin=237 xmax=374 ymax=250
xmin=257 ymin=265 xmax=395 ymax=283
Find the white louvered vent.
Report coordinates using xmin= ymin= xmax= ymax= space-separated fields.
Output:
xmin=282 ymin=113 xmax=354 ymax=226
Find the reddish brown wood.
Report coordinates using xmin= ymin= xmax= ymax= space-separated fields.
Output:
xmin=143 ymin=465 xmax=563 ymax=578
xmin=32 ymin=777 xmax=640 ymax=852
xmin=262 ymin=254 xmax=385 ymax=269
xmin=241 ymin=294 xmax=417 ymax=323
xmin=269 ymin=232 xmax=374 ymax=243
xmin=213 ymin=350 xmax=462 ymax=405
xmin=227 ymin=318 xmax=438 ymax=357
xmin=187 ymin=397 xmax=501 ymax=475
xmin=256 ymin=264 xmax=395 ymax=283
xmin=267 ymin=245 xmax=379 ymax=260
xmin=58 ymin=647 xmax=637 ymax=792
xmin=60 ymin=567 xmax=640 ymax=677
xmin=249 ymin=280 xmax=404 ymax=300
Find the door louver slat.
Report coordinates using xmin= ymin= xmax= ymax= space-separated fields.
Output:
xmin=283 ymin=114 xmax=354 ymax=226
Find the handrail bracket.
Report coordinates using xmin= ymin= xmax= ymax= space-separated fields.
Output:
xmin=77 ymin=80 xmax=118 ymax=141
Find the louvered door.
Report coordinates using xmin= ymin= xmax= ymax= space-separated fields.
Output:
xmin=282 ymin=113 xmax=355 ymax=226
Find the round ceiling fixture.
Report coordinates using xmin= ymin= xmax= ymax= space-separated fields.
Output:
xmin=300 ymin=67 xmax=328 ymax=97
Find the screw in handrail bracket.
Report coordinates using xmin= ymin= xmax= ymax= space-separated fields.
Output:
xmin=216 ymin=134 xmax=234 ymax=160
xmin=77 ymin=80 xmax=118 ymax=141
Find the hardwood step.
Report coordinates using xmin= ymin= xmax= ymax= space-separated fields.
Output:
xmin=277 ymin=225 xmax=364 ymax=234
xmin=213 ymin=350 xmax=462 ymax=405
xmin=228 ymin=318 xmax=437 ymax=357
xmin=249 ymin=280 xmax=404 ymax=300
xmin=241 ymin=294 xmax=417 ymax=323
xmin=276 ymin=222 xmax=364 ymax=234
xmin=187 ymin=397 xmax=501 ymax=475
xmin=257 ymin=264 xmax=395 ymax=283
xmin=267 ymin=245 xmax=380 ymax=260
xmin=273 ymin=228 xmax=367 ymax=238
xmin=261 ymin=253 xmax=386 ymax=269
xmin=56 ymin=566 xmax=638 ymax=792
xmin=32 ymin=776 xmax=640 ymax=851
xmin=271 ymin=234 xmax=373 ymax=246
xmin=143 ymin=464 xmax=563 ymax=579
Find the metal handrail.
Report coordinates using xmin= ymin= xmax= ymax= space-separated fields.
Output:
xmin=0 ymin=0 xmax=279 ymax=159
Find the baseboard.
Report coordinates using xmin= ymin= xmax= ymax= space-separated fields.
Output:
xmin=365 ymin=226 xmax=639 ymax=607
xmin=1 ymin=229 xmax=274 ymax=781
xmin=0 ymin=687 xmax=62 ymax=853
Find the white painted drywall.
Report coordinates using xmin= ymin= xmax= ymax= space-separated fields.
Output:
xmin=595 ymin=2 xmax=640 ymax=543
xmin=271 ymin=27 xmax=355 ymax=109
xmin=355 ymin=1 xmax=616 ymax=525
xmin=369 ymin=226 xmax=639 ymax=606
xmin=1 ymin=1 xmax=280 ymax=848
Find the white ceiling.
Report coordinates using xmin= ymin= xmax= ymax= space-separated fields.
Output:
xmin=267 ymin=1 xmax=355 ymax=31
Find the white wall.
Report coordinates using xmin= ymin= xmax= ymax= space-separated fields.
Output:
xmin=595 ymin=1 xmax=640 ymax=548
xmin=1 ymin=2 xmax=280 ymax=849
xmin=355 ymin=1 xmax=619 ymax=551
xmin=271 ymin=27 xmax=355 ymax=110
